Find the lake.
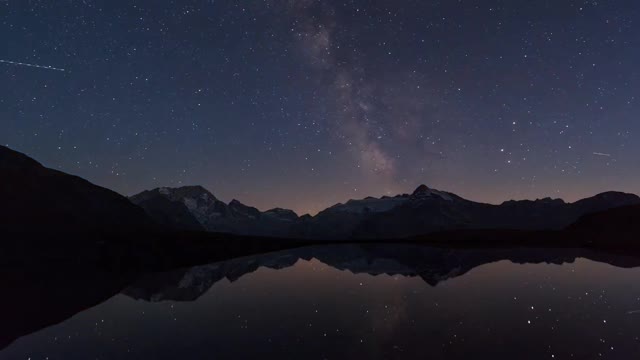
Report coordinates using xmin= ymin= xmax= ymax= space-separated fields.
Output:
xmin=2 ymin=244 xmax=640 ymax=359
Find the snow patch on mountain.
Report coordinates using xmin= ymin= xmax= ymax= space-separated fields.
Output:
xmin=327 ymin=196 xmax=409 ymax=214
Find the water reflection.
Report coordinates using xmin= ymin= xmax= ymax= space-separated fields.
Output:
xmin=3 ymin=244 xmax=640 ymax=359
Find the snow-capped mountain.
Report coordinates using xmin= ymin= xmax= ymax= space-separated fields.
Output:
xmin=350 ymin=187 xmax=640 ymax=239
xmin=292 ymin=185 xmax=471 ymax=239
xmin=323 ymin=195 xmax=410 ymax=214
xmin=130 ymin=184 xmax=640 ymax=240
xmin=131 ymin=186 xmax=228 ymax=228
xmin=129 ymin=186 xmax=299 ymax=236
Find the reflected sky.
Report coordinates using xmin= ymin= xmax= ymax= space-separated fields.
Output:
xmin=3 ymin=251 xmax=640 ymax=359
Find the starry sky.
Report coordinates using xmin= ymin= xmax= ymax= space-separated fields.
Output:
xmin=1 ymin=0 xmax=639 ymax=215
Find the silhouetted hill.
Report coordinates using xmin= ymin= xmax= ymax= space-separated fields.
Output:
xmin=0 ymin=145 xmax=155 ymax=233
xmin=568 ymin=204 xmax=640 ymax=241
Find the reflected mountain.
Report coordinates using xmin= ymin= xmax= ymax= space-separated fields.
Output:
xmin=4 ymin=243 xmax=640 ymax=354
xmin=123 ymin=252 xmax=301 ymax=302
xmin=123 ymin=244 xmax=640 ymax=302
xmin=0 ymin=233 xmax=301 ymax=352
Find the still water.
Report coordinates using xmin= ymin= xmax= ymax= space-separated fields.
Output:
xmin=2 ymin=245 xmax=640 ymax=359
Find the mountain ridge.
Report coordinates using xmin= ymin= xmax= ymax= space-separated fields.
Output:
xmin=3 ymin=144 xmax=639 ymax=240
xmin=130 ymin=183 xmax=640 ymax=240
xmin=0 ymin=145 xmax=155 ymax=233
xmin=130 ymin=186 xmax=298 ymax=237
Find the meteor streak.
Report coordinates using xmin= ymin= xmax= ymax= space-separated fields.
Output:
xmin=593 ymin=152 xmax=611 ymax=157
xmin=0 ymin=59 xmax=65 ymax=72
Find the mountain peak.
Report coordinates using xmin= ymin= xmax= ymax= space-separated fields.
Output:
xmin=412 ymin=184 xmax=431 ymax=195
xmin=153 ymin=185 xmax=218 ymax=202
xmin=228 ymin=199 xmax=261 ymax=219
xmin=572 ymin=191 xmax=640 ymax=208
xmin=410 ymin=184 xmax=454 ymax=202
xmin=265 ymin=207 xmax=298 ymax=216
xmin=590 ymin=191 xmax=640 ymax=200
xmin=264 ymin=208 xmax=299 ymax=221
xmin=229 ymin=199 xmax=247 ymax=207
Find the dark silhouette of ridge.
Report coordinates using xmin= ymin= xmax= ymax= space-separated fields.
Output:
xmin=124 ymin=244 xmax=640 ymax=302
xmin=3 ymin=144 xmax=640 ymax=244
xmin=569 ymin=204 xmax=640 ymax=240
xmin=0 ymin=145 xmax=155 ymax=233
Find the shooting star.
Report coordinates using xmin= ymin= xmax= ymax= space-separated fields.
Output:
xmin=0 ymin=59 xmax=65 ymax=72
xmin=593 ymin=152 xmax=611 ymax=157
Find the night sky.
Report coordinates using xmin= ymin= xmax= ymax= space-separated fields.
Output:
xmin=2 ymin=1 xmax=639 ymax=215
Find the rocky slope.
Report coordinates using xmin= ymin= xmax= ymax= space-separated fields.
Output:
xmin=130 ymin=186 xmax=298 ymax=237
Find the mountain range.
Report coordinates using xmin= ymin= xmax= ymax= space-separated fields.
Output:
xmin=2 ymin=144 xmax=640 ymax=242
xmin=129 ymin=183 xmax=640 ymax=240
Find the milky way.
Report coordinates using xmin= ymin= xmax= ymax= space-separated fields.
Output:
xmin=1 ymin=1 xmax=639 ymax=214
